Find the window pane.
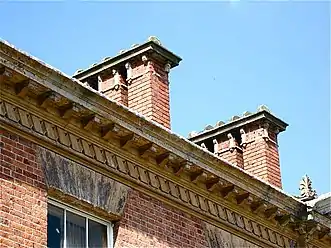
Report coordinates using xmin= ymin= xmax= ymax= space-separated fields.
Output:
xmin=66 ymin=211 xmax=86 ymax=248
xmin=47 ymin=204 xmax=64 ymax=248
xmin=88 ymin=219 xmax=108 ymax=248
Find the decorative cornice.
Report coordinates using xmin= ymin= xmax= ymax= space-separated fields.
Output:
xmin=1 ymin=98 xmax=301 ymax=247
xmin=189 ymin=111 xmax=288 ymax=143
xmin=73 ymin=40 xmax=182 ymax=81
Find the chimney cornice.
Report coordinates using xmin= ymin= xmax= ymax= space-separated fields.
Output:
xmin=189 ymin=110 xmax=288 ymax=144
xmin=73 ymin=40 xmax=182 ymax=81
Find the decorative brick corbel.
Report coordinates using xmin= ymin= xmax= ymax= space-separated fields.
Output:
xmin=163 ymin=62 xmax=171 ymax=84
xmin=262 ymin=122 xmax=270 ymax=141
xmin=274 ymin=127 xmax=280 ymax=135
xmin=97 ymin=75 xmax=102 ymax=90
xmin=164 ymin=62 xmax=171 ymax=73
xmin=111 ymin=69 xmax=121 ymax=91
xmin=213 ymin=139 xmax=219 ymax=154
xmin=141 ymin=54 xmax=163 ymax=79
xmin=228 ymin=133 xmax=237 ymax=152
xmin=201 ymin=143 xmax=208 ymax=151
xmin=240 ymin=128 xmax=248 ymax=148
xmin=141 ymin=55 xmax=149 ymax=65
xmin=112 ymin=69 xmax=119 ymax=90
xmin=262 ymin=122 xmax=278 ymax=146
xmin=142 ymin=54 xmax=155 ymax=75
xmin=125 ymin=62 xmax=132 ymax=85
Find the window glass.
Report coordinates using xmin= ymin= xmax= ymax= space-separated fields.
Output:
xmin=47 ymin=204 xmax=64 ymax=248
xmin=47 ymin=202 xmax=111 ymax=248
xmin=88 ymin=219 xmax=108 ymax=248
xmin=66 ymin=211 xmax=86 ymax=248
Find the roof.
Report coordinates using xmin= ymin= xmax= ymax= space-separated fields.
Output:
xmin=307 ymin=192 xmax=331 ymax=216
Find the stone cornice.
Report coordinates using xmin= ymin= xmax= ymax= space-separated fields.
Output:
xmin=0 ymin=40 xmax=330 ymax=247
xmin=73 ymin=40 xmax=182 ymax=81
xmin=189 ymin=111 xmax=288 ymax=144
xmin=0 ymin=107 xmax=300 ymax=248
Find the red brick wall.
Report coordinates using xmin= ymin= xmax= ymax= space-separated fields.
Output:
xmin=101 ymin=73 xmax=128 ymax=106
xmin=128 ymin=60 xmax=171 ymax=129
xmin=218 ymin=148 xmax=244 ymax=169
xmin=243 ymin=127 xmax=282 ymax=188
xmin=244 ymin=141 xmax=281 ymax=188
xmin=214 ymin=138 xmax=244 ymax=168
xmin=0 ymin=129 xmax=47 ymax=248
xmin=114 ymin=190 xmax=208 ymax=248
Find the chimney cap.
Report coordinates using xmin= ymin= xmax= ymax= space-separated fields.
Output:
xmin=188 ymin=108 xmax=288 ymax=143
xmin=257 ymin=104 xmax=271 ymax=113
xmin=147 ymin=36 xmax=162 ymax=45
xmin=73 ymin=37 xmax=182 ymax=81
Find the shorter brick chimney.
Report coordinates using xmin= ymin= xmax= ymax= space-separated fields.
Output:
xmin=188 ymin=106 xmax=288 ymax=188
xmin=73 ymin=36 xmax=181 ymax=130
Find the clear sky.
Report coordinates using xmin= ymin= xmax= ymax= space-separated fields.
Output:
xmin=1 ymin=1 xmax=329 ymax=196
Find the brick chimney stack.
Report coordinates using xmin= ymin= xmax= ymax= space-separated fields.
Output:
xmin=73 ymin=36 xmax=181 ymax=130
xmin=188 ymin=106 xmax=288 ymax=188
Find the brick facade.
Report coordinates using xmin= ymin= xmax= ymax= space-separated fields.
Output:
xmin=115 ymin=190 xmax=207 ymax=248
xmin=0 ymin=130 xmax=208 ymax=248
xmin=0 ymin=129 xmax=47 ymax=248
xmin=1 ymin=130 xmax=254 ymax=248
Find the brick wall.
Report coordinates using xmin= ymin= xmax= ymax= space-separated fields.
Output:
xmin=218 ymin=148 xmax=244 ymax=169
xmin=0 ymin=129 xmax=47 ymax=248
xmin=242 ymin=126 xmax=282 ymax=188
xmin=114 ymin=190 xmax=208 ymax=248
xmin=101 ymin=72 xmax=128 ymax=106
xmin=98 ymin=59 xmax=171 ymax=129
xmin=214 ymin=136 xmax=244 ymax=168
xmin=128 ymin=59 xmax=171 ymax=129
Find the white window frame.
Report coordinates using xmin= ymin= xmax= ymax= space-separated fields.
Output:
xmin=48 ymin=199 xmax=113 ymax=248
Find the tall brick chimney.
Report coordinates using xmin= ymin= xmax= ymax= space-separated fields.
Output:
xmin=73 ymin=36 xmax=181 ymax=129
xmin=188 ymin=106 xmax=288 ymax=188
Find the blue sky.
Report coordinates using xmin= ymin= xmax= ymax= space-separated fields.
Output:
xmin=1 ymin=1 xmax=329 ymax=196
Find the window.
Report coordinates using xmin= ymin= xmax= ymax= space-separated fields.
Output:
xmin=47 ymin=200 xmax=113 ymax=248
